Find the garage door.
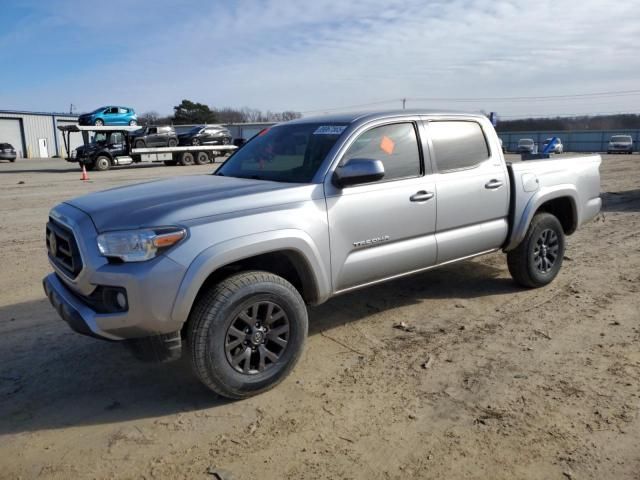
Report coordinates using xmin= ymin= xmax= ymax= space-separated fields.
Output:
xmin=56 ymin=120 xmax=84 ymax=158
xmin=0 ymin=118 xmax=24 ymax=158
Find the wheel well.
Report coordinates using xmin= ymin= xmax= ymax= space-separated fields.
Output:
xmin=537 ymin=197 xmax=576 ymax=234
xmin=191 ymin=250 xmax=318 ymax=311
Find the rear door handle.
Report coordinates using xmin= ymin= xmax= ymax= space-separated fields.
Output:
xmin=410 ymin=190 xmax=435 ymax=202
xmin=485 ymin=179 xmax=503 ymax=189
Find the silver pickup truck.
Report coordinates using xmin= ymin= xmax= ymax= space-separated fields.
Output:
xmin=43 ymin=110 xmax=602 ymax=398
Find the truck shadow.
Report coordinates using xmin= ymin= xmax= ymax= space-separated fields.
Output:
xmin=600 ymin=189 xmax=640 ymax=213
xmin=0 ymin=260 xmax=517 ymax=435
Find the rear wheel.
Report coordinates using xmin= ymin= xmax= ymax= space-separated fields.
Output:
xmin=507 ymin=213 xmax=565 ymax=288
xmin=168 ymin=138 xmax=178 ymax=147
xmin=94 ymin=155 xmax=111 ymax=171
xmin=195 ymin=151 xmax=210 ymax=165
xmin=188 ymin=271 xmax=308 ymax=399
xmin=135 ymin=139 xmax=146 ymax=148
xmin=179 ymin=152 xmax=194 ymax=166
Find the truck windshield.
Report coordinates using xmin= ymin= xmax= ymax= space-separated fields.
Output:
xmin=216 ymin=123 xmax=346 ymax=183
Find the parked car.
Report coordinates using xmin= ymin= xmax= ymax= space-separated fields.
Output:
xmin=0 ymin=143 xmax=17 ymax=162
xmin=607 ymin=135 xmax=633 ymax=154
xmin=72 ymin=131 xmax=128 ymax=171
xmin=516 ymin=138 xmax=537 ymax=154
xmin=542 ymin=137 xmax=563 ymax=154
xmin=129 ymin=126 xmax=178 ymax=148
xmin=43 ymin=110 xmax=602 ymax=399
xmin=178 ymin=125 xmax=232 ymax=146
xmin=78 ymin=106 xmax=138 ymax=126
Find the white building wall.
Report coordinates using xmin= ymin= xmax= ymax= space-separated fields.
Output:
xmin=0 ymin=112 xmax=79 ymax=158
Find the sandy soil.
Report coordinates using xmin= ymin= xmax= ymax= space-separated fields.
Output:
xmin=0 ymin=155 xmax=638 ymax=480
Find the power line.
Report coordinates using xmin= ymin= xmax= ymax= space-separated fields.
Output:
xmin=299 ymin=90 xmax=640 ymax=115
xmin=406 ymin=89 xmax=640 ymax=103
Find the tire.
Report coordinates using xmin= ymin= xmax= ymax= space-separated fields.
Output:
xmin=94 ymin=119 xmax=104 ymax=126
xmin=187 ymin=271 xmax=308 ymax=399
xmin=191 ymin=138 xmax=200 ymax=146
xmin=135 ymin=139 xmax=146 ymax=149
xmin=507 ymin=213 xmax=565 ymax=288
xmin=195 ymin=151 xmax=209 ymax=165
xmin=94 ymin=155 xmax=111 ymax=171
xmin=168 ymin=138 xmax=178 ymax=147
xmin=179 ymin=152 xmax=194 ymax=166
xmin=129 ymin=120 xmax=137 ymax=126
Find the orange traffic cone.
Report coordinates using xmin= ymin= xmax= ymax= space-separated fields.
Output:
xmin=81 ymin=164 xmax=89 ymax=181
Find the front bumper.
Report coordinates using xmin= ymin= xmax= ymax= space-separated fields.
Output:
xmin=44 ymin=203 xmax=188 ymax=341
xmin=43 ymin=273 xmax=111 ymax=340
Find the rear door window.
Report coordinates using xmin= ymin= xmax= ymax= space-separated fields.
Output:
xmin=342 ymin=122 xmax=421 ymax=181
xmin=429 ymin=121 xmax=489 ymax=172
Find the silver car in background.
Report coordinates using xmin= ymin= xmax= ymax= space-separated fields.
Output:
xmin=607 ymin=135 xmax=634 ymax=154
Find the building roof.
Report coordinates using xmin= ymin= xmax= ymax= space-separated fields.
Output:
xmin=0 ymin=109 xmax=78 ymax=117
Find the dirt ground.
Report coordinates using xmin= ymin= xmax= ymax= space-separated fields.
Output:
xmin=0 ymin=155 xmax=638 ymax=480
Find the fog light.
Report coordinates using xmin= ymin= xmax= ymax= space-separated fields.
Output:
xmin=116 ymin=292 xmax=127 ymax=310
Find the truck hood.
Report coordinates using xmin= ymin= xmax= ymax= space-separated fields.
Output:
xmin=65 ymin=175 xmax=318 ymax=232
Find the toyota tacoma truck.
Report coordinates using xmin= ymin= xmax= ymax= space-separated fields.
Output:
xmin=43 ymin=110 xmax=602 ymax=399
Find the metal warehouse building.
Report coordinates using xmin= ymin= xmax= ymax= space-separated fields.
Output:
xmin=0 ymin=110 xmax=81 ymax=159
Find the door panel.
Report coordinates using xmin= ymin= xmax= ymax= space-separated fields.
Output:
xmin=326 ymin=119 xmax=438 ymax=292
xmin=425 ymin=119 xmax=509 ymax=263
xmin=326 ymin=176 xmax=437 ymax=291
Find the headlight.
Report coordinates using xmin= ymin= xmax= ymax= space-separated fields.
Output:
xmin=97 ymin=227 xmax=186 ymax=262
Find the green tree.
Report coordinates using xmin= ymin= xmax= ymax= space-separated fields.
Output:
xmin=173 ymin=99 xmax=218 ymax=124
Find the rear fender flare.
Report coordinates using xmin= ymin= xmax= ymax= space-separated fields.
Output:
xmin=505 ymin=185 xmax=578 ymax=251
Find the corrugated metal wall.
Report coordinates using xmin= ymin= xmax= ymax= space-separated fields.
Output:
xmin=0 ymin=111 xmax=79 ymax=158
xmin=498 ymin=129 xmax=640 ymax=153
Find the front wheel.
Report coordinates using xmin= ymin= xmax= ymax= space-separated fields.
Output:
xmin=168 ymin=138 xmax=178 ymax=147
xmin=129 ymin=120 xmax=137 ymax=126
xmin=135 ymin=139 xmax=146 ymax=149
xmin=94 ymin=155 xmax=111 ymax=171
xmin=94 ymin=119 xmax=104 ymax=126
xmin=187 ymin=271 xmax=308 ymax=399
xmin=507 ymin=213 xmax=565 ymax=288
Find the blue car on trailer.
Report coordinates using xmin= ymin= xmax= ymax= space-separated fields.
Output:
xmin=78 ymin=106 xmax=138 ymax=126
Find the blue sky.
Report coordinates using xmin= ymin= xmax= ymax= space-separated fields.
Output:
xmin=1 ymin=0 xmax=640 ymax=118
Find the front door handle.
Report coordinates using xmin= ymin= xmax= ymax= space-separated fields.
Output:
xmin=410 ymin=190 xmax=435 ymax=202
xmin=485 ymin=179 xmax=503 ymax=189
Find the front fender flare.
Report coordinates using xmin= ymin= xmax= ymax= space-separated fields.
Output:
xmin=170 ymin=229 xmax=331 ymax=325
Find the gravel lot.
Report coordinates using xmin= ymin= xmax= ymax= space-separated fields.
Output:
xmin=0 ymin=155 xmax=638 ymax=480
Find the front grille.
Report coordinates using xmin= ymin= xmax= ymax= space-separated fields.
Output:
xmin=46 ymin=218 xmax=83 ymax=278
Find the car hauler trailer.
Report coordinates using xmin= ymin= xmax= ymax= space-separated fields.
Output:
xmin=58 ymin=125 xmax=237 ymax=171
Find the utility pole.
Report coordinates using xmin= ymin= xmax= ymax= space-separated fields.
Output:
xmin=69 ymin=103 xmax=75 ymax=114
xmin=402 ymin=98 xmax=406 ymax=110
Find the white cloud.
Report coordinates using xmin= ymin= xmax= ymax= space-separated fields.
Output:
xmin=2 ymin=0 xmax=640 ymax=117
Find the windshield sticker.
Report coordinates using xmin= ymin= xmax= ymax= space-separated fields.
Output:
xmin=313 ymin=125 xmax=347 ymax=135
xmin=380 ymin=136 xmax=395 ymax=155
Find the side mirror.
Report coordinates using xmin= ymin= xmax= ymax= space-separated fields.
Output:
xmin=333 ymin=158 xmax=385 ymax=188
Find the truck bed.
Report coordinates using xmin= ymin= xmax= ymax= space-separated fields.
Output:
xmin=505 ymin=155 xmax=602 ymax=251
